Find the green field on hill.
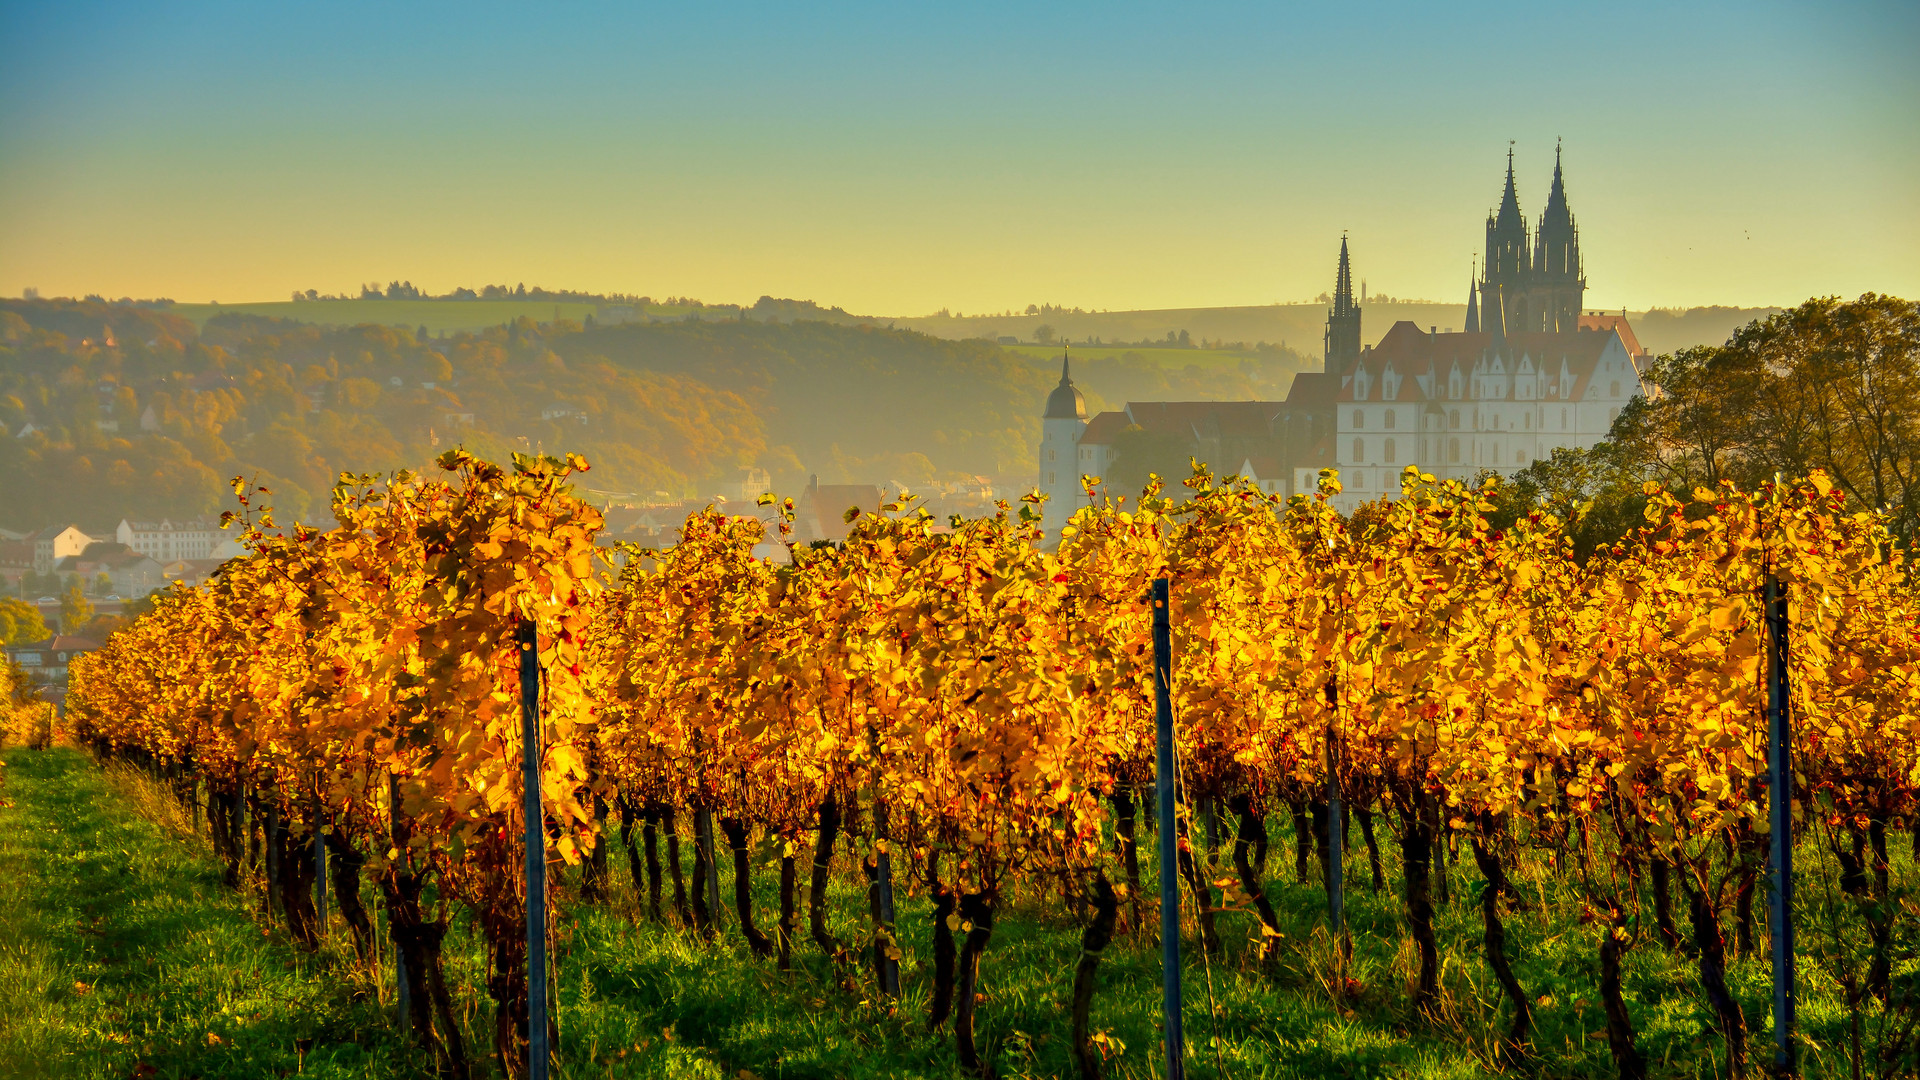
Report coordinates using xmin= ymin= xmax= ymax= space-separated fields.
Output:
xmin=166 ymin=299 xmax=729 ymax=333
xmin=1002 ymin=343 xmax=1271 ymax=370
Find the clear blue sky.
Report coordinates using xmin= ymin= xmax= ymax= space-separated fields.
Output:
xmin=2 ymin=0 xmax=1914 ymax=313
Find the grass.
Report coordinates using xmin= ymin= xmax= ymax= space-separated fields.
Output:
xmin=0 ymin=746 xmax=422 ymax=1078
xmin=3 ymin=745 xmax=1911 ymax=1078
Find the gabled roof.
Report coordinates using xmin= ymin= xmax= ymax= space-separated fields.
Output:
xmin=1079 ymin=411 xmax=1134 ymax=446
xmin=1121 ymin=401 xmax=1284 ymax=441
xmin=6 ymin=635 xmax=102 ymax=653
xmin=1577 ymin=313 xmax=1644 ymax=357
xmin=1336 ymin=321 xmax=1633 ymax=404
xmin=1281 ymin=370 xmax=1338 ymax=407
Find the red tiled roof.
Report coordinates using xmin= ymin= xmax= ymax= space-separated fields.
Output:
xmin=1282 ymin=370 xmax=1339 ymax=407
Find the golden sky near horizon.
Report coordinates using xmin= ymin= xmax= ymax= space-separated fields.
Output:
xmin=2 ymin=3 xmax=1915 ymax=314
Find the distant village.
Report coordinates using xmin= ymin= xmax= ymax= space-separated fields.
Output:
xmin=2 ymin=474 xmax=1007 ymax=708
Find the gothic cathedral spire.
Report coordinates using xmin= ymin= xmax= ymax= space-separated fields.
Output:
xmin=1481 ymin=143 xmax=1532 ymax=340
xmin=1323 ymin=235 xmax=1362 ymax=374
xmin=1529 ymin=139 xmax=1585 ymax=333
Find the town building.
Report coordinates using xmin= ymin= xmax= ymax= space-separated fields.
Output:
xmin=30 ymin=525 xmax=100 ymax=575
xmin=4 ymin=634 xmax=102 ymax=692
xmin=792 ymin=476 xmax=885 ymax=545
xmin=114 ymin=518 xmax=222 ymax=562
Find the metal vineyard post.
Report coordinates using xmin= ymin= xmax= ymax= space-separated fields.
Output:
xmin=1151 ymin=578 xmax=1185 ymax=1080
xmin=1766 ymin=574 xmax=1796 ymax=1076
xmin=519 ymin=619 xmax=550 ymax=1080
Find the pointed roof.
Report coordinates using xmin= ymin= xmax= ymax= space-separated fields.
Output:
xmin=1464 ymin=270 xmax=1480 ymax=334
xmin=1331 ymin=235 xmax=1357 ymax=318
xmin=1539 ymin=139 xmax=1575 ymax=237
xmin=1043 ymin=351 xmax=1087 ymax=420
xmin=1493 ymin=145 xmax=1525 ymax=233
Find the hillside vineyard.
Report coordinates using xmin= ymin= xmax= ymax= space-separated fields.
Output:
xmin=65 ymin=452 xmax=1920 ymax=1078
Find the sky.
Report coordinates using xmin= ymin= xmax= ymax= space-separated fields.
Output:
xmin=1 ymin=1 xmax=1915 ymax=315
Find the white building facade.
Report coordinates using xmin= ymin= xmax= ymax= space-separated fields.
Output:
xmin=115 ymin=518 xmax=221 ymax=562
xmin=1331 ymin=319 xmax=1645 ymax=513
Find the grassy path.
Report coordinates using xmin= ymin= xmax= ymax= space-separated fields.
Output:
xmin=4 ymin=743 xmax=1869 ymax=1079
xmin=0 ymin=747 xmax=419 ymax=1079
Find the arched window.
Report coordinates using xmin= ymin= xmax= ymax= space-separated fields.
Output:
xmin=1516 ymin=449 xmax=1525 ymax=464
xmin=1449 ymin=438 xmax=1460 ymax=463
xmin=1352 ymin=438 xmax=1364 ymax=462
xmin=1384 ymin=438 xmax=1396 ymax=462
xmin=1524 ymin=413 xmax=1531 ymax=430
xmin=1385 ymin=409 xmax=1396 ymax=429
xmin=1560 ymin=407 xmax=1567 ymax=429
xmin=1611 ymin=381 xmax=1620 ymax=397
xmin=1450 ymin=409 xmax=1460 ymax=430
xmin=1352 ymin=409 xmax=1364 ymax=429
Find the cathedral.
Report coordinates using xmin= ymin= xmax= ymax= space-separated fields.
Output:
xmin=1036 ymin=146 xmax=1648 ymax=538
xmin=1326 ymin=146 xmax=1647 ymax=512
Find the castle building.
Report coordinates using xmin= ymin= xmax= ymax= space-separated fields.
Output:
xmin=1036 ymin=145 xmax=1643 ymax=535
xmin=1331 ymin=146 xmax=1646 ymax=512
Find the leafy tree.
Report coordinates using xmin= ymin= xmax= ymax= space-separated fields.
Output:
xmin=0 ymin=596 xmax=49 ymax=644
xmin=1034 ymin=324 xmax=1056 ymax=345
xmin=1612 ymin=294 xmax=1920 ymax=538
xmin=1487 ymin=445 xmax=1655 ymax=561
xmin=59 ymin=581 xmax=92 ymax=633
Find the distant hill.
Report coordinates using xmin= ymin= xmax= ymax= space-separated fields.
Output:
xmin=156 ymin=293 xmax=1783 ymax=362
xmin=896 ymin=302 xmax=1786 ymax=358
xmin=165 ymin=295 xmax=881 ymax=335
xmin=1 ymin=298 xmax=1321 ymax=531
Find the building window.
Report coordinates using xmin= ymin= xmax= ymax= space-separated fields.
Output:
xmin=1352 ymin=410 xmax=1363 ymax=429
xmin=1048 ymin=450 xmax=1055 ymax=462
xmin=1450 ymin=410 xmax=1460 ymax=430
xmin=1352 ymin=438 xmax=1364 ymax=462
xmin=1610 ymin=407 xmax=1620 ymax=425
xmin=1517 ymin=449 xmax=1526 ymax=464
xmin=1385 ymin=410 xmax=1396 ymax=430
xmin=1385 ymin=438 xmax=1396 ymax=462
xmin=1353 ymin=471 xmax=1364 ymax=490
xmin=1525 ymin=413 xmax=1531 ymax=430
xmin=1560 ymin=408 xmax=1567 ymax=429
xmin=1449 ymin=438 xmax=1460 ymax=463
xmin=1048 ymin=472 xmax=1055 ymax=485
xmin=1611 ymin=381 xmax=1621 ymax=397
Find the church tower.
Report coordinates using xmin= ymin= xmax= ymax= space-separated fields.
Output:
xmin=1323 ymin=236 xmax=1362 ymax=374
xmin=1038 ymin=352 xmax=1088 ymax=545
xmin=1481 ymin=147 xmax=1531 ymax=337
xmin=1530 ymin=141 xmax=1585 ymax=333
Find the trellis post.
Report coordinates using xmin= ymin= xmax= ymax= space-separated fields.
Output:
xmin=519 ymin=618 xmax=550 ymax=1080
xmin=1151 ymin=578 xmax=1185 ymax=1080
xmin=313 ymin=790 xmax=327 ymax=935
xmin=1325 ymin=677 xmax=1344 ymax=941
xmin=1766 ymin=574 xmax=1796 ymax=1076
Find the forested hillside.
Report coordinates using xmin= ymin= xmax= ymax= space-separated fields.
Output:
xmin=0 ymin=300 xmax=1114 ymax=529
